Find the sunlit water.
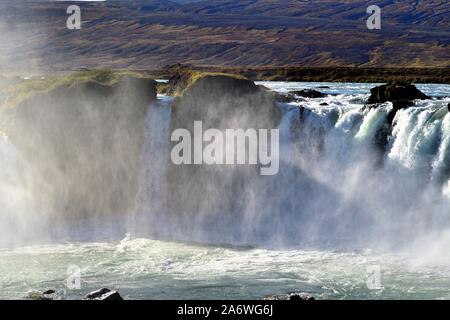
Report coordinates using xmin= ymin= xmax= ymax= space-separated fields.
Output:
xmin=1 ymin=82 xmax=450 ymax=300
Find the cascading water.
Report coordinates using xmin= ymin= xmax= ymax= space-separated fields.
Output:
xmin=1 ymin=83 xmax=450 ymax=299
xmin=1 ymin=83 xmax=449 ymax=251
xmin=129 ymin=82 xmax=450 ymax=252
xmin=266 ymin=97 xmax=450 ymax=250
xmin=131 ymin=95 xmax=173 ymax=237
xmin=0 ymin=133 xmax=42 ymax=246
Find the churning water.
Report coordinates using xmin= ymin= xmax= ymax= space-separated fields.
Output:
xmin=0 ymin=82 xmax=449 ymax=299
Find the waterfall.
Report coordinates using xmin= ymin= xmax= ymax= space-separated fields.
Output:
xmin=137 ymin=91 xmax=450 ymax=250
xmin=253 ymin=98 xmax=450 ymax=249
xmin=0 ymin=134 xmax=42 ymax=246
xmin=1 ymin=83 xmax=449 ymax=252
xmin=131 ymin=96 xmax=173 ymax=237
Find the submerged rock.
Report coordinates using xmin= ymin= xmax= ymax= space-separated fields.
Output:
xmin=263 ymin=293 xmax=315 ymax=301
xmin=84 ymin=288 xmax=123 ymax=300
xmin=367 ymin=82 xmax=430 ymax=105
xmin=289 ymin=89 xmax=326 ymax=98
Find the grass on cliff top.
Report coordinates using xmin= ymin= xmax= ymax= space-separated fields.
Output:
xmin=0 ymin=70 xmax=148 ymax=110
xmin=169 ymin=68 xmax=248 ymax=96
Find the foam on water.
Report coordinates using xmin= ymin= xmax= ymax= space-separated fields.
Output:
xmin=1 ymin=83 xmax=450 ymax=299
xmin=1 ymin=236 xmax=450 ymax=300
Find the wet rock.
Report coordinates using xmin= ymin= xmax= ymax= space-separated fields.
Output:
xmin=273 ymin=92 xmax=304 ymax=103
xmin=447 ymin=103 xmax=450 ymax=112
xmin=317 ymin=86 xmax=330 ymax=89
xmin=25 ymin=289 xmax=57 ymax=300
xmin=367 ymin=82 xmax=430 ymax=105
xmin=289 ymin=89 xmax=326 ymax=98
xmin=43 ymin=289 xmax=56 ymax=295
xmin=391 ymin=100 xmax=414 ymax=109
xmin=84 ymin=288 xmax=123 ymax=300
xmin=263 ymin=293 xmax=315 ymax=301
xmin=320 ymin=102 xmax=329 ymax=106
xmin=274 ymin=92 xmax=295 ymax=103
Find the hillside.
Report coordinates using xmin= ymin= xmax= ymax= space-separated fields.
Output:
xmin=0 ymin=0 xmax=448 ymax=71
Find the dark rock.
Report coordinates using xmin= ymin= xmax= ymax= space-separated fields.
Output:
xmin=367 ymin=82 xmax=430 ymax=105
xmin=447 ymin=103 xmax=450 ymax=112
xmin=273 ymin=92 xmax=302 ymax=103
xmin=84 ymin=288 xmax=111 ymax=300
xmin=392 ymin=100 xmax=414 ymax=109
xmin=275 ymin=93 xmax=294 ymax=103
xmin=317 ymin=86 xmax=330 ymax=89
xmin=84 ymin=288 xmax=123 ymax=300
xmin=25 ymin=290 xmax=57 ymax=300
xmin=263 ymin=293 xmax=315 ymax=301
xmin=257 ymin=85 xmax=296 ymax=103
xmin=99 ymin=291 xmax=123 ymax=301
xmin=320 ymin=102 xmax=329 ymax=106
xmin=43 ymin=289 xmax=56 ymax=295
xmin=290 ymin=294 xmax=315 ymax=301
xmin=289 ymin=89 xmax=326 ymax=98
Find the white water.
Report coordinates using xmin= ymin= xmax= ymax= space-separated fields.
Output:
xmin=0 ymin=133 xmax=44 ymax=246
xmin=0 ymin=82 xmax=450 ymax=299
xmin=1 ymin=237 xmax=450 ymax=300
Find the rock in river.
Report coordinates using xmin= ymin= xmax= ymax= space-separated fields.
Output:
xmin=84 ymin=288 xmax=123 ymax=300
xmin=367 ymin=82 xmax=430 ymax=105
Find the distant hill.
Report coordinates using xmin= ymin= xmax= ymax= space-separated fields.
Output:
xmin=0 ymin=0 xmax=448 ymax=70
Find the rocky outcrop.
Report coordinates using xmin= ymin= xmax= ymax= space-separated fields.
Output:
xmin=1 ymin=74 xmax=157 ymax=227
xmin=25 ymin=290 xmax=58 ymax=300
xmin=263 ymin=293 xmax=315 ymax=301
xmin=367 ymin=82 xmax=430 ymax=105
xmin=170 ymin=72 xmax=281 ymax=132
xmin=25 ymin=288 xmax=123 ymax=300
xmin=84 ymin=288 xmax=123 ymax=300
xmin=289 ymin=89 xmax=326 ymax=99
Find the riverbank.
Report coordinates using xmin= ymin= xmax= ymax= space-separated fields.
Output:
xmin=2 ymin=67 xmax=449 ymax=90
xmin=153 ymin=65 xmax=450 ymax=84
